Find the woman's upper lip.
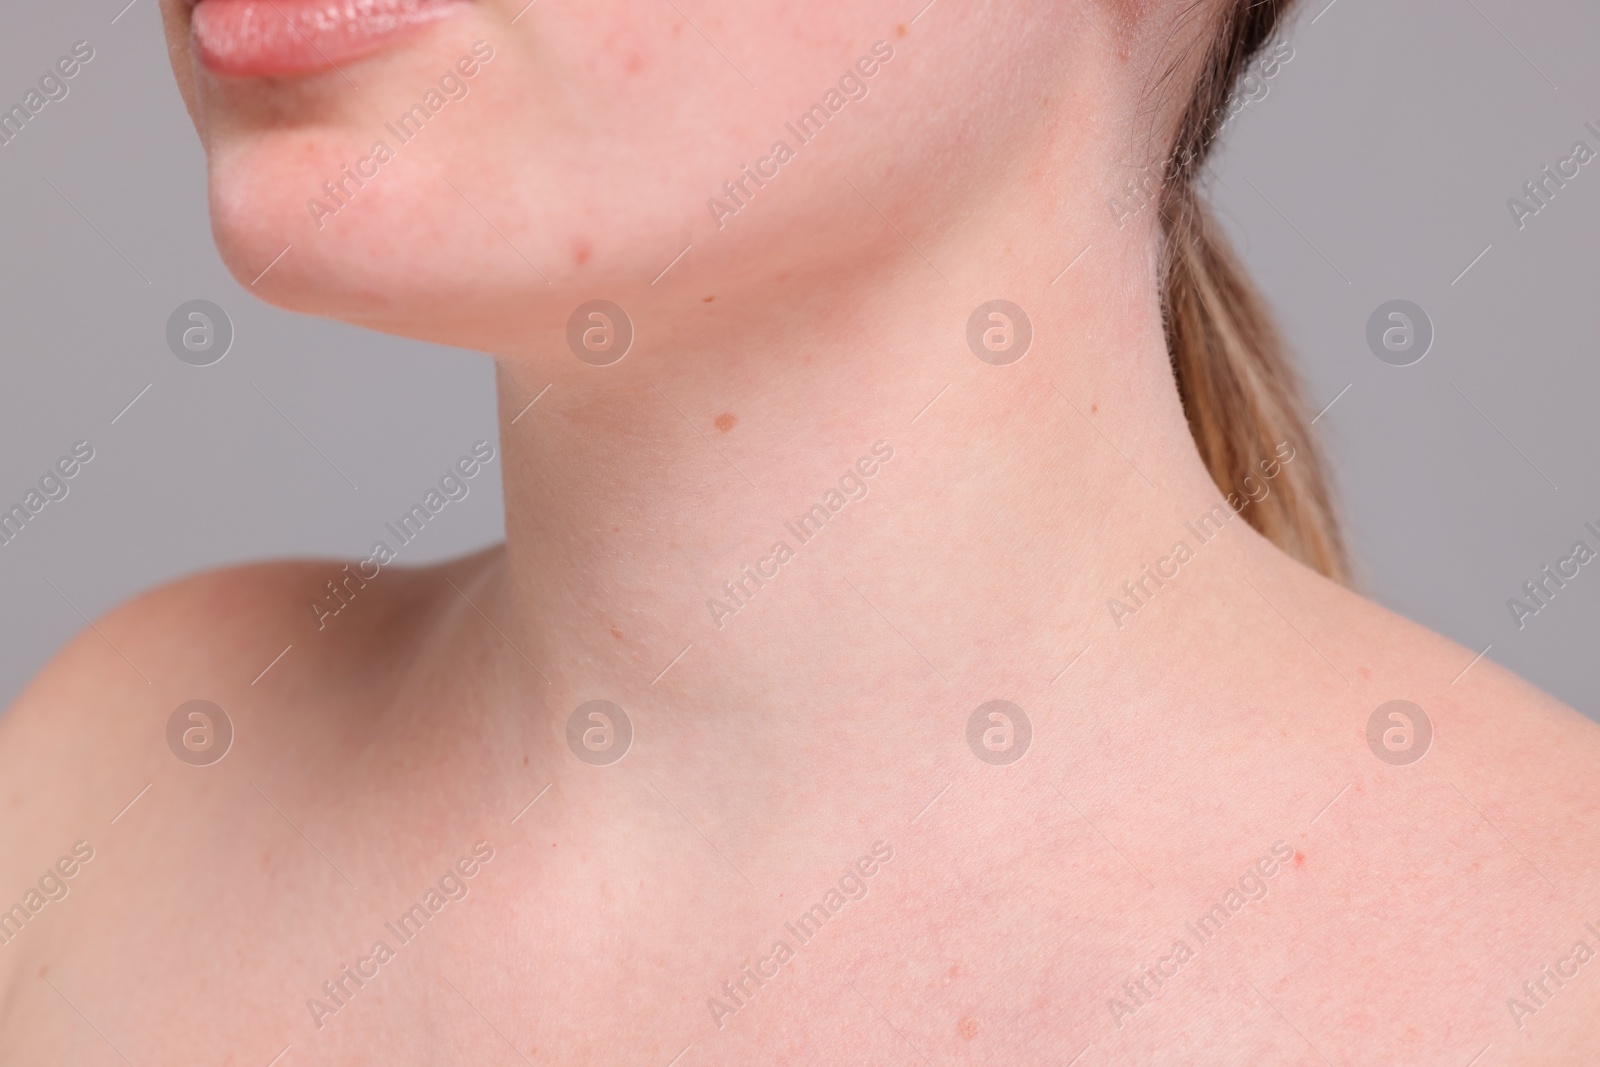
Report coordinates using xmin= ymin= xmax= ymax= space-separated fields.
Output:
xmin=191 ymin=0 xmax=471 ymax=79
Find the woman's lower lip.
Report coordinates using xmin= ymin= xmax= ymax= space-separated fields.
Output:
xmin=192 ymin=0 xmax=470 ymax=78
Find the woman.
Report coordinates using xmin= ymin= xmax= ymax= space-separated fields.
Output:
xmin=2 ymin=0 xmax=1595 ymax=1061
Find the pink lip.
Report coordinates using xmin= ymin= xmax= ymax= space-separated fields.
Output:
xmin=192 ymin=0 xmax=470 ymax=78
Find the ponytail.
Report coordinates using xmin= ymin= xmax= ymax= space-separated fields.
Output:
xmin=1159 ymin=0 xmax=1348 ymax=582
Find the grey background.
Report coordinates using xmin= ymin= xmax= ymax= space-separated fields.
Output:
xmin=1 ymin=0 xmax=1596 ymax=715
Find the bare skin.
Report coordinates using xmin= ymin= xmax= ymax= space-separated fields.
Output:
xmin=3 ymin=0 xmax=1599 ymax=1063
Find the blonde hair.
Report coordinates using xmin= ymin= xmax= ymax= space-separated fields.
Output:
xmin=1160 ymin=0 xmax=1348 ymax=581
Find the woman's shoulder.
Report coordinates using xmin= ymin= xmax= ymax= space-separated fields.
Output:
xmin=1098 ymin=554 xmax=1600 ymax=1058
xmin=6 ymin=546 xmax=503 ymax=713
xmin=0 ymin=549 xmax=502 ymax=862
xmin=1259 ymin=551 xmax=1600 ymax=797
xmin=1311 ymin=558 xmax=1595 ymax=738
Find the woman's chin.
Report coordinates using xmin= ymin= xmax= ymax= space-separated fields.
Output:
xmin=198 ymin=114 xmax=898 ymax=352
xmin=205 ymin=140 xmax=558 ymax=345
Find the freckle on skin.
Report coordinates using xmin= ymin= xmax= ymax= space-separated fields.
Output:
xmin=1090 ymin=402 xmax=1098 ymax=413
xmin=896 ymin=23 xmax=907 ymax=37
xmin=703 ymin=295 xmax=715 ymax=303
xmin=714 ymin=413 xmax=737 ymax=433
xmin=1294 ymin=850 xmax=1305 ymax=867
xmin=611 ymin=626 xmax=624 ymax=639
xmin=572 ymin=240 xmax=591 ymax=267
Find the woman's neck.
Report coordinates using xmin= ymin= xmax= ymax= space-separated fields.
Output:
xmin=477 ymin=219 xmax=1250 ymax=758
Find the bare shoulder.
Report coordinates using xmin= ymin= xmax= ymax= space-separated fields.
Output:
xmin=1173 ymin=551 xmax=1600 ymax=1058
xmin=0 ymin=548 xmax=503 ymax=883
xmin=3 ymin=545 xmax=503 ymax=717
xmin=1237 ymin=546 xmax=1600 ymax=889
xmin=1321 ymin=561 xmax=1596 ymax=739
